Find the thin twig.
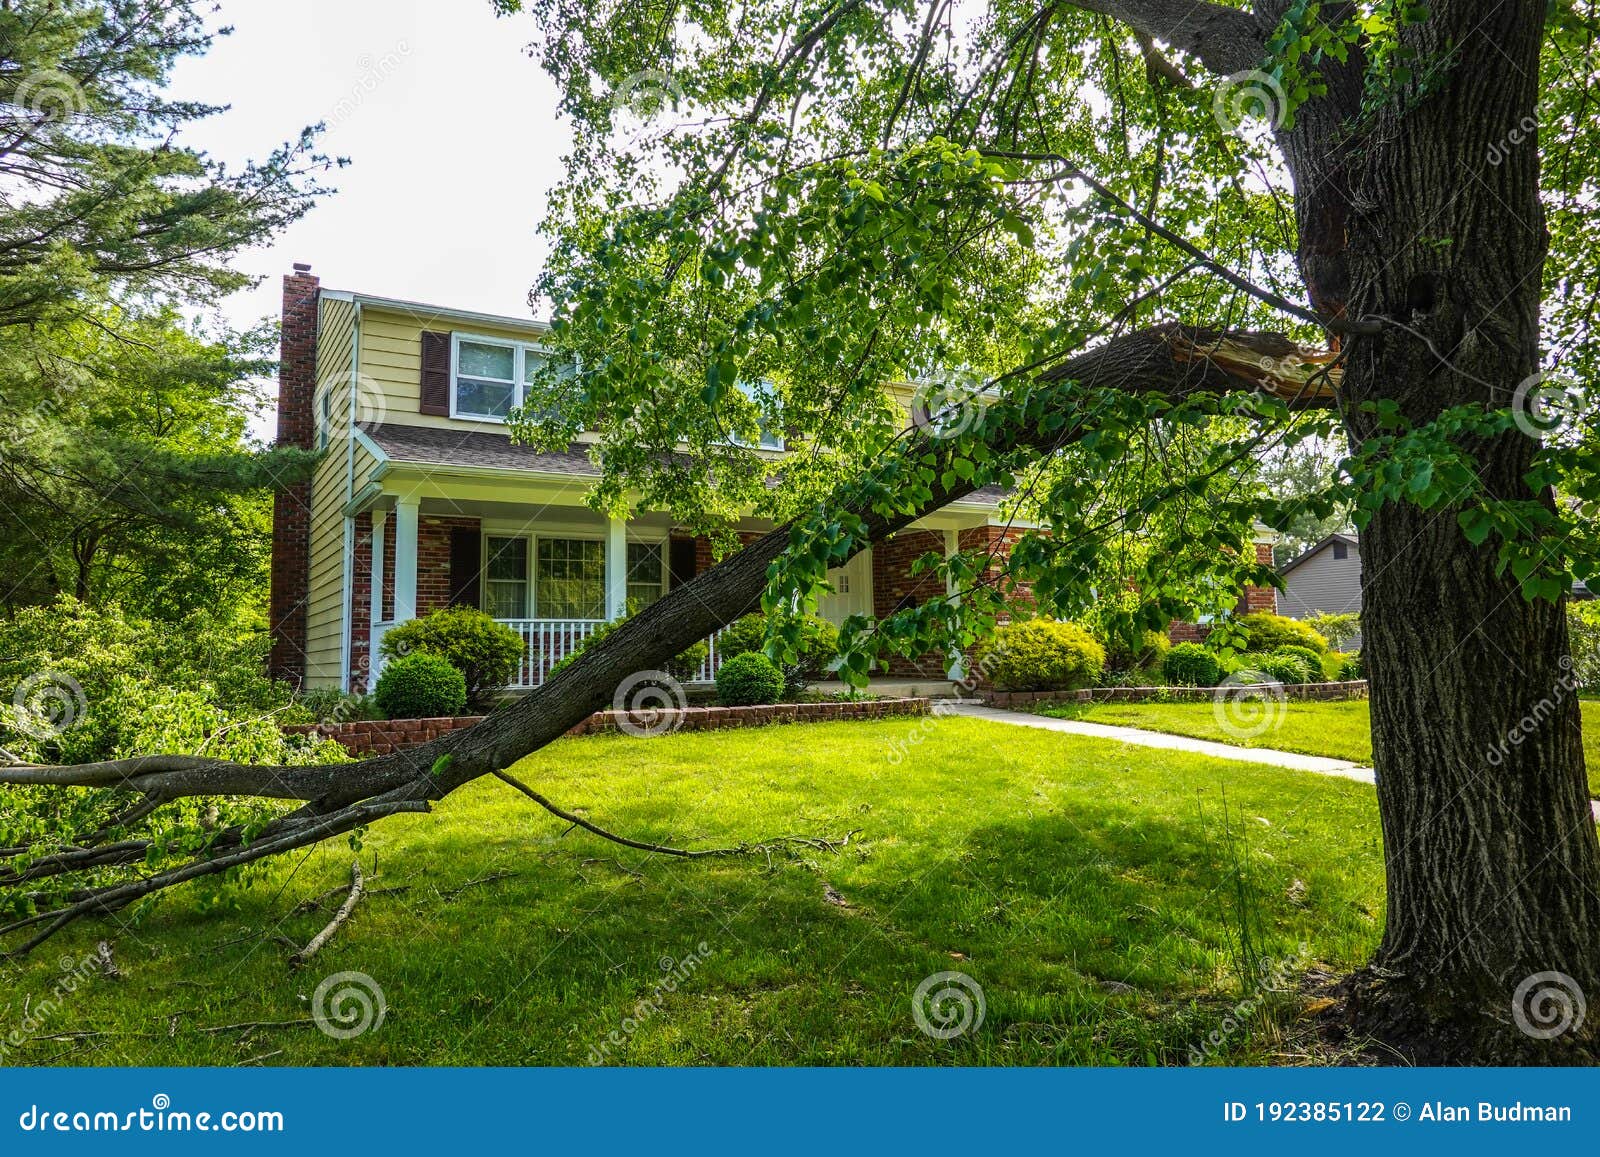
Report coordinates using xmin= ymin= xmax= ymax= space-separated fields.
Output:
xmin=288 ymin=860 xmax=364 ymax=967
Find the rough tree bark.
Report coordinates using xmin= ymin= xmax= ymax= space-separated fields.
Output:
xmin=1321 ymin=1 xmax=1600 ymax=1059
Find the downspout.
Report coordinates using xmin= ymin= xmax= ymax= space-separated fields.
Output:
xmin=339 ymin=302 xmax=363 ymax=691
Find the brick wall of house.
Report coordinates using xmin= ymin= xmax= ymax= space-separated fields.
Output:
xmin=417 ymin=516 xmax=480 ymax=613
xmin=1167 ymin=540 xmax=1279 ymax=644
xmin=267 ymin=265 xmax=319 ymax=685
xmin=351 ymin=512 xmax=374 ymax=693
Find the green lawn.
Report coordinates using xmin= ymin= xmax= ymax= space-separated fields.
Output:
xmin=1038 ymin=698 xmax=1600 ymax=796
xmin=1 ymin=718 xmax=1384 ymax=1066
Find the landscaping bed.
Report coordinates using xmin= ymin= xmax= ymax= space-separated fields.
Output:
xmin=288 ymin=697 xmax=930 ymax=755
xmin=983 ymin=681 xmax=1368 ymax=709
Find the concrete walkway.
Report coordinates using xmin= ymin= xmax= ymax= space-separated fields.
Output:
xmin=940 ymin=702 xmax=1377 ymax=783
xmin=940 ymin=704 xmax=1600 ymax=823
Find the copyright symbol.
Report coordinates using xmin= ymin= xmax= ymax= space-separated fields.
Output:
xmin=1392 ymin=1102 xmax=1411 ymax=1121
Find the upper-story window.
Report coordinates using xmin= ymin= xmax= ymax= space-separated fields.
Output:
xmin=316 ymin=388 xmax=332 ymax=450
xmin=451 ymin=333 xmax=554 ymax=423
xmin=731 ymin=380 xmax=784 ymax=450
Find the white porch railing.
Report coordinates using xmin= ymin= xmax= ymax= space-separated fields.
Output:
xmin=496 ymin=619 xmax=731 ymax=688
xmin=499 ymin=618 xmax=606 ymax=688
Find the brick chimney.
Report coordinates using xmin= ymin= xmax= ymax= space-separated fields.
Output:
xmin=267 ymin=263 xmax=319 ymax=685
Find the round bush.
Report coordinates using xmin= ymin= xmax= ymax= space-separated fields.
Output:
xmin=975 ymin=620 xmax=1106 ymax=691
xmin=1242 ymin=652 xmax=1312 ymax=684
xmin=715 ymin=651 xmax=785 ymax=706
xmin=1273 ymin=645 xmax=1325 ymax=678
xmin=379 ymin=607 xmax=523 ymax=703
xmin=1231 ymin=612 xmax=1329 ymax=654
xmin=1097 ymin=627 xmax=1171 ymax=672
xmin=1162 ymin=641 xmax=1220 ymax=686
xmin=374 ymin=652 xmax=468 ymax=719
xmin=718 ymin=612 xmax=839 ymax=695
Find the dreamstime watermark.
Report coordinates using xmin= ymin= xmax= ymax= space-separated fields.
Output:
xmin=325 ymin=369 xmax=392 ymax=430
xmin=16 ymin=1094 xmax=284 ymax=1134
xmin=7 ymin=69 xmax=90 ymax=121
xmin=330 ymin=42 xmax=412 ymax=125
xmin=310 ymin=971 xmax=386 ymax=1040
xmin=1187 ymin=944 xmax=1308 ymax=1065
xmin=1211 ymin=670 xmax=1287 ymax=741
xmin=1212 ymin=70 xmax=1288 ymax=134
xmin=885 ymin=698 xmax=964 ymax=765
xmin=10 ymin=670 xmax=87 ymax=740
xmin=1510 ymin=370 xmax=1592 ymax=440
xmin=911 ymin=970 xmax=986 ymax=1040
xmin=611 ymin=69 xmax=684 ymax=122
xmin=0 ymin=949 xmax=110 ymax=1061
xmin=612 ymin=670 xmax=688 ymax=737
xmin=883 ymin=635 xmax=1011 ymax=764
xmin=587 ymin=942 xmax=713 ymax=1064
xmin=1485 ymin=655 xmax=1579 ymax=767
xmin=910 ymin=368 xmax=986 ymax=440
xmin=1486 ymin=114 xmax=1540 ymax=166
xmin=1511 ymin=971 xmax=1586 ymax=1040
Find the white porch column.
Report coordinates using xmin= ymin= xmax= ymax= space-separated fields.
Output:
xmin=605 ymin=515 xmax=628 ymax=620
xmin=943 ymin=528 xmax=967 ymax=682
xmin=394 ymin=496 xmax=420 ymax=623
xmin=367 ymin=509 xmax=389 ymax=688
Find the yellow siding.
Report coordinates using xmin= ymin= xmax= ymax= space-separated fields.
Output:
xmin=303 ymin=296 xmax=358 ymax=688
xmin=359 ymin=307 xmax=547 ymax=431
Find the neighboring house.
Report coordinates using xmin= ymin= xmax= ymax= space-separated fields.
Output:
xmin=1277 ymin=532 xmax=1362 ymax=646
xmin=267 ymin=265 xmax=1029 ymax=692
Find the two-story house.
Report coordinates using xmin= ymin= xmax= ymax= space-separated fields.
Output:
xmin=267 ymin=265 xmax=1029 ymax=692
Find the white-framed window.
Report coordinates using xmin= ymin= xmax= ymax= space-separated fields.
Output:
xmin=316 ymin=388 xmax=332 ymax=450
xmin=451 ymin=333 xmax=564 ymax=423
xmin=626 ymin=541 xmax=667 ymax=609
xmin=484 ymin=535 xmax=530 ymax=619
xmin=730 ymin=380 xmax=785 ymax=450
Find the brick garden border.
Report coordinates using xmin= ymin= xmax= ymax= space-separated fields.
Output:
xmin=981 ymin=680 xmax=1369 ymax=709
xmin=288 ymin=697 xmax=931 ymax=758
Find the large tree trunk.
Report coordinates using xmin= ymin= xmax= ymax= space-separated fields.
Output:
xmin=1294 ymin=0 xmax=1600 ymax=1058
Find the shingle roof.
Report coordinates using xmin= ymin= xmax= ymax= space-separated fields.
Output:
xmin=362 ymin=421 xmax=1006 ymax=507
xmin=364 ymin=422 xmax=599 ymax=475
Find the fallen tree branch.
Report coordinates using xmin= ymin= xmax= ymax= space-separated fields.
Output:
xmin=288 ymin=859 xmax=364 ymax=967
xmin=494 ymin=770 xmax=858 ymax=860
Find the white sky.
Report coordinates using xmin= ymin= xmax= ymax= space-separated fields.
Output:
xmin=172 ymin=0 xmax=568 ymax=337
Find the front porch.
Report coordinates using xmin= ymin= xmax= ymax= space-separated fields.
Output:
xmin=347 ymin=476 xmax=1008 ymax=692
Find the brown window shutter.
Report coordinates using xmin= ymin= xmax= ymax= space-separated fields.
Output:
xmin=420 ymin=331 xmax=451 ymax=415
xmin=668 ymin=536 xmax=697 ymax=589
xmin=448 ymin=526 xmax=482 ymax=608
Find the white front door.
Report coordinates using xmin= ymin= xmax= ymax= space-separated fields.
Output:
xmin=818 ymin=548 xmax=873 ymax=625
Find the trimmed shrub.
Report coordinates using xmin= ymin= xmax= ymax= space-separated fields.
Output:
xmin=1096 ymin=627 xmax=1171 ymax=673
xmin=717 ymin=612 xmax=840 ymax=697
xmin=1273 ymin=645 xmax=1325 ymax=678
xmin=1162 ymin=642 xmax=1219 ymax=686
xmin=374 ymin=652 xmax=468 ymax=719
xmin=977 ymin=620 xmax=1106 ymax=691
xmin=1230 ymin=612 xmax=1329 ymax=654
xmin=379 ymin=607 xmax=524 ymax=704
xmin=715 ymin=651 xmax=785 ymax=706
xmin=1334 ymin=651 xmax=1364 ymax=681
xmin=1242 ymin=652 xmax=1313 ymax=684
